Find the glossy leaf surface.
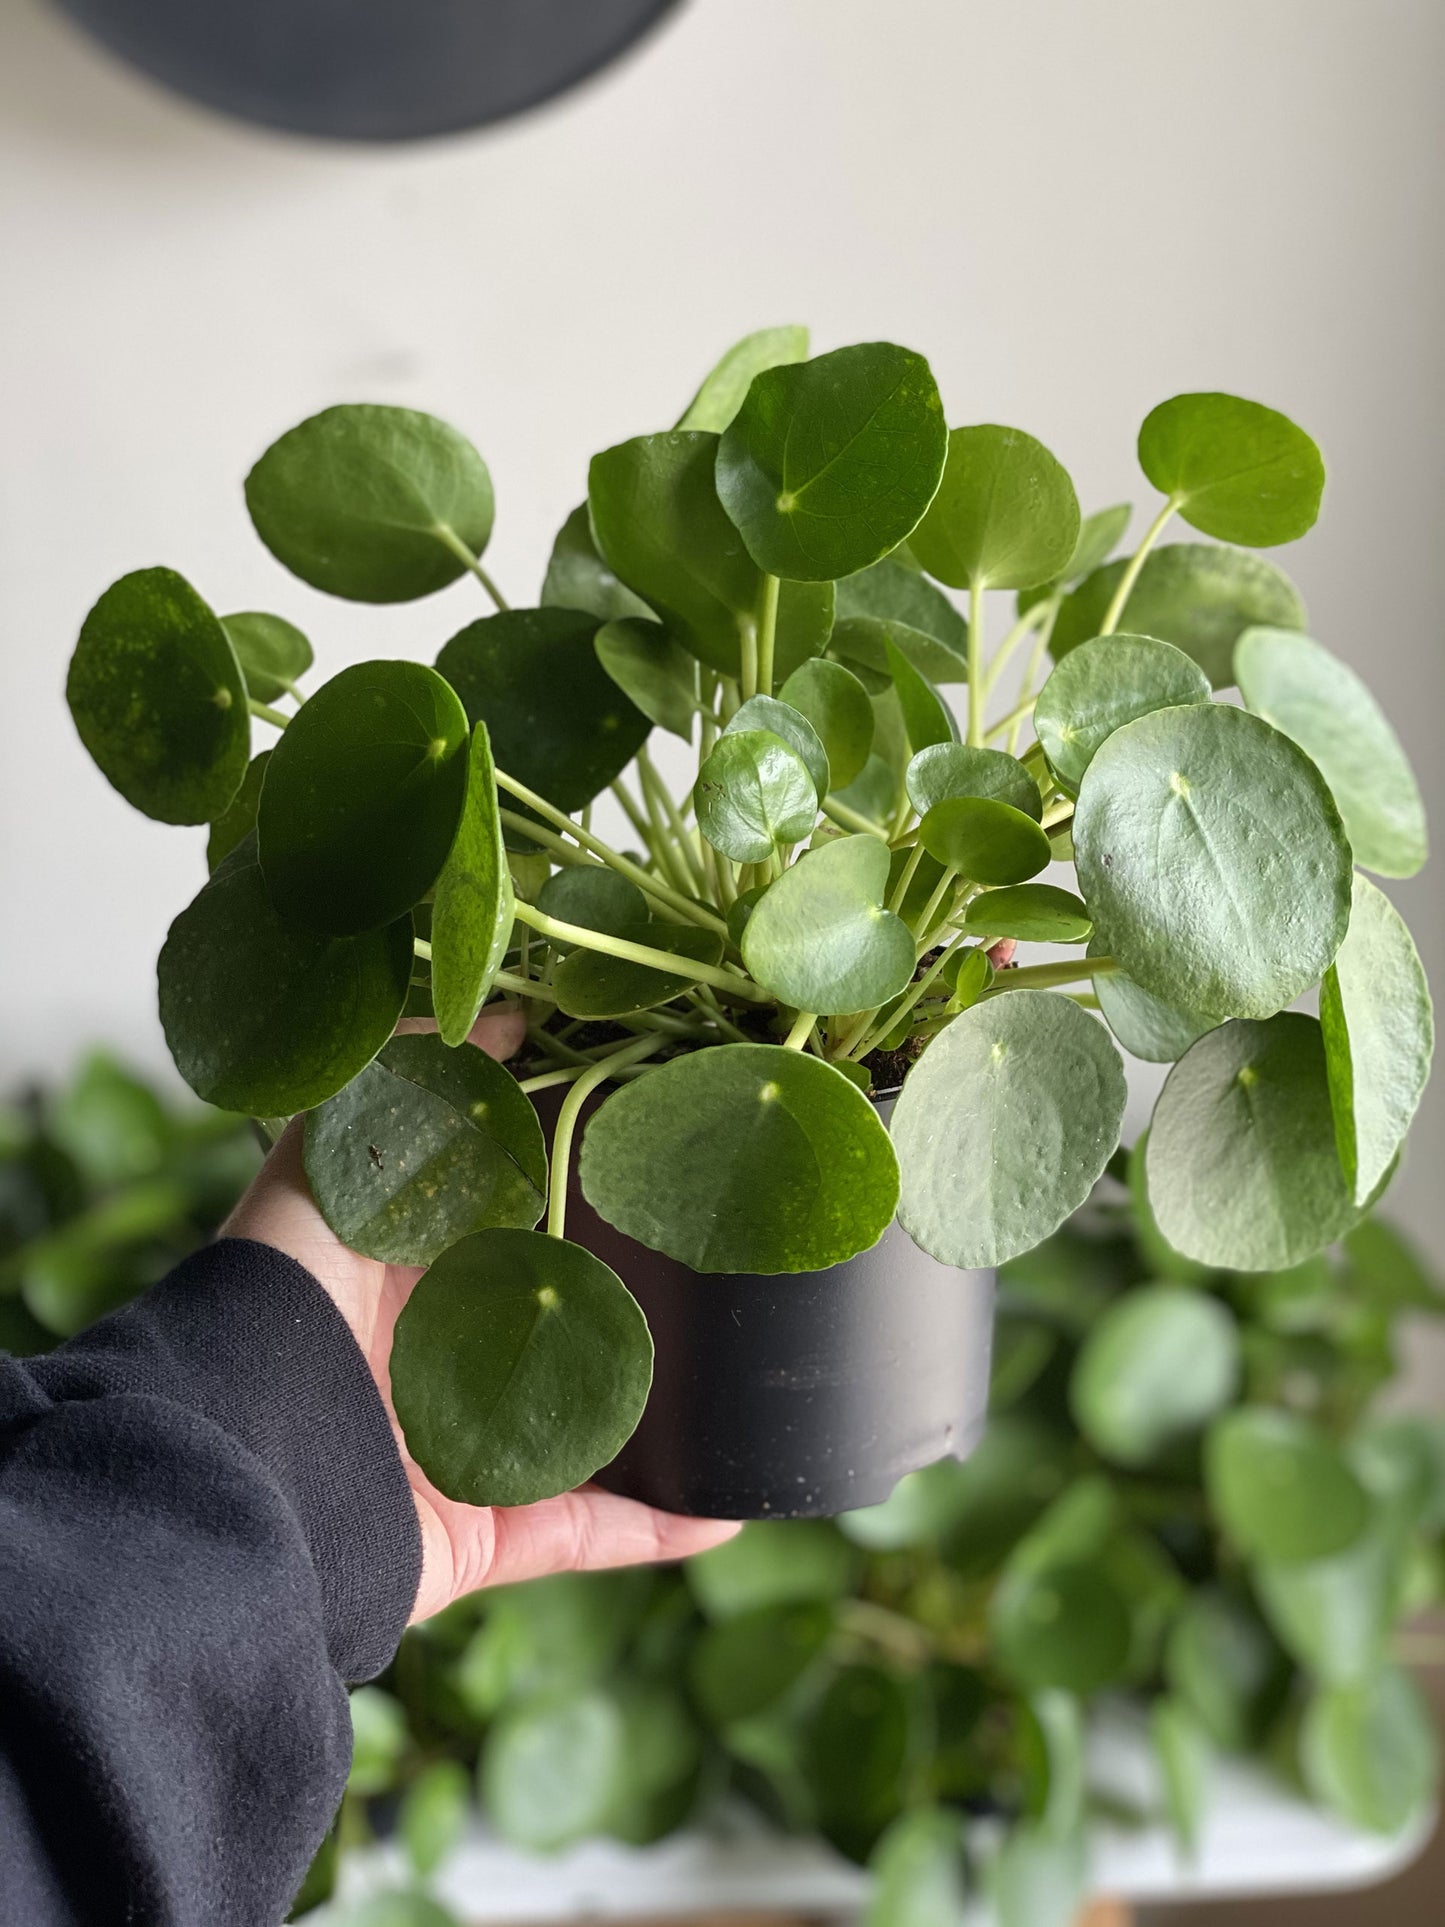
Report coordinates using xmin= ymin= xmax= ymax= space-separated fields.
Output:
xmin=780 ymin=658 xmax=875 ymax=790
xmin=695 ymin=730 xmax=818 ymax=863
xmin=725 ymin=695 xmax=831 ymax=797
xmin=220 ymin=611 xmax=313 ymax=703
xmin=431 ymin=723 xmax=514 ymax=1046
xmin=886 ymin=640 xmax=957 ymax=754
xmin=205 ymin=750 xmax=270 ymax=873
xmin=911 ymin=426 xmax=1080 ymax=591
xmin=677 ymin=325 xmax=810 ymax=432
xmin=1139 ymin=393 xmax=1324 ymax=547
xmin=742 ymin=835 xmax=916 ymax=1014
xmin=1034 ymin=634 xmax=1210 ymax=792
xmin=595 ymin=618 xmax=698 ymax=740
xmin=906 ymin=744 xmax=1041 ymax=820
xmin=834 ymin=555 xmax=970 ymax=664
xmin=830 ymin=613 xmax=967 ymax=690
xmin=960 ymin=885 xmax=1091 ymax=945
xmin=541 ymin=502 xmax=652 ymax=624
xmin=919 ymin=798 xmax=1051 ymax=885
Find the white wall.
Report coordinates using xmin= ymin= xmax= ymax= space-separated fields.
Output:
xmin=2 ymin=0 xmax=1441 ymax=1309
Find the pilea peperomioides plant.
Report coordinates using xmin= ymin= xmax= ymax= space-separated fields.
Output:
xmin=67 ymin=328 xmax=1433 ymax=1514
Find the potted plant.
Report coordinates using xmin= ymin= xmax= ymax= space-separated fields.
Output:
xmin=65 ymin=328 xmax=1433 ymax=1520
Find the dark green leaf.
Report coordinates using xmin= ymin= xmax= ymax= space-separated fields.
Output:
xmin=695 ymin=729 xmax=818 ymax=863
xmin=906 ymin=743 xmax=1040 ymax=820
xmin=961 ymin=885 xmax=1091 ymax=944
xmin=834 ymin=557 xmax=969 ymax=662
xmin=717 ymin=343 xmax=948 ymax=581
xmin=1034 ymin=634 xmax=1211 ymax=792
xmin=834 ymin=753 xmax=900 ymax=828
xmin=595 ymin=618 xmax=698 ymax=740
xmin=892 ymin=992 xmax=1126 ymax=1269
xmin=1058 ymin=502 xmax=1133 ymax=586
xmin=1139 ymin=392 xmax=1324 ymax=547
xmin=579 ymin=1044 xmax=899 ymax=1272
xmin=677 ymin=325 xmax=810 ymax=432
xmin=541 ymin=502 xmax=652 ymax=623
xmin=206 ymin=751 xmax=271 ymax=873
xmin=246 ymin=404 xmax=493 ymax=603
xmin=302 ymin=1034 xmax=545 ymax=1264
xmin=257 ymin=660 xmax=469 ymax=935
xmin=391 ymin=1227 xmax=652 ymax=1506
xmin=552 ymin=920 xmax=725 ymax=1019
xmin=1320 ymin=876 xmax=1433 ymax=1203
xmin=536 ymin=865 xmax=648 ymax=942
xmin=1301 ymin=1667 xmax=1438 ymax=1835
xmin=741 ymin=834 xmax=915 ymax=1014
xmin=399 ymin=1759 xmax=471 ymax=1881
xmin=781 ymin=658 xmax=875 ymax=789
xmin=1235 ymin=628 xmax=1427 ymax=878
xmin=1052 ymin=542 xmax=1306 ymax=687
xmin=1070 ymin=1284 xmax=1239 ymax=1465
xmin=437 ymin=606 xmax=650 ymax=815
xmin=1074 ymin=703 xmax=1351 ymax=1020
xmin=726 ymin=694 xmax=831 ymax=796
xmin=158 ymin=838 xmax=412 ymax=1113
xmin=687 ymin=1520 xmax=858 ymax=1618
xmin=802 ymin=1663 xmax=913 ymax=1860
xmin=1146 ymin=1015 xmax=1357 ymax=1270
xmin=918 ymin=798 xmax=1050 ymax=884
xmin=1207 ymin=1406 xmax=1369 ymax=1564
xmin=690 ymin=1601 xmax=833 ymax=1724
xmin=68 ymin=567 xmax=249 ymax=826
xmin=430 ymin=723 xmax=514 ymax=1047
xmin=992 ymin=1559 xmax=1133 ymax=1692
xmin=886 ymin=640 xmax=957 ymax=753
xmin=864 ymin=1808 xmax=968 ymax=1927
xmin=220 ymin=611 xmax=312 ymax=704
xmin=911 ymin=426 xmax=1080 ymax=591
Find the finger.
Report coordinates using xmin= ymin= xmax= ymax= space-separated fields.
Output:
xmin=394 ymin=1005 xmax=528 ymax=1062
xmin=457 ymin=1488 xmax=740 ymax=1596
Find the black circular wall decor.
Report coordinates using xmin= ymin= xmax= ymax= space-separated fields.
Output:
xmin=53 ymin=0 xmax=684 ymax=141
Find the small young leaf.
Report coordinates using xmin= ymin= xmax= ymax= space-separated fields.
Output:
xmin=1235 ymin=628 xmax=1427 ymax=878
xmin=541 ymin=501 xmax=653 ymax=624
xmin=205 ymin=750 xmax=271 ymax=873
xmin=1206 ymin=1407 xmax=1369 ymax=1565
xmin=302 ymin=1034 xmax=546 ymax=1265
xmin=1146 ymin=1015 xmax=1358 ymax=1271
xmin=905 ymin=744 xmax=1041 ymax=820
xmin=552 ymin=921 xmax=725 ymax=1019
xmin=911 ymin=425 xmax=1080 ymax=591
xmin=1070 ymin=1284 xmax=1239 ymax=1466
xmin=918 ymin=798 xmax=1050 ymax=885
xmin=158 ymin=838 xmax=412 ymax=1114
xmin=245 ymin=404 xmax=494 ymax=603
xmin=726 ymin=694 xmax=831 ymax=797
xmin=391 ymin=1227 xmax=652 ymax=1507
xmin=1074 ymin=703 xmax=1351 ymax=1020
xmin=579 ymin=1044 xmax=899 ymax=1273
xmin=960 ymin=885 xmax=1091 ymax=945
xmin=430 ymin=723 xmax=515 ymax=1047
xmin=695 ymin=729 xmax=818 ymax=863
xmin=1052 ymin=542 xmax=1306 ymax=687
xmin=437 ymin=606 xmax=650 ymax=815
xmin=1034 ymin=634 xmax=1211 ymax=791
xmin=68 ymin=568 xmax=249 ymax=826
xmin=677 ymin=325 xmax=810 ymax=432
xmin=891 ymin=992 xmax=1126 ymax=1270
xmin=781 ymin=658 xmax=875 ymax=790
xmin=1139 ymin=392 xmax=1325 ymax=547
xmin=716 ymin=343 xmax=948 ymax=581
xmin=864 ymin=1807 xmax=968 ymax=1927
xmin=1057 ymin=502 xmax=1133 ymax=586
xmin=741 ymin=835 xmax=916 ymax=1014
xmin=219 ymin=611 xmax=313 ymax=705
xmin=886 ymin=640 xmax=957 ymax=754
xmin=257 ymin=660 xmax=470 ymax=935
xmin=1301 ymin=1668 xmax=1439 ymax=1835
xmin=1320 ymin=876 xmax=1433 ymax=1203
xmin=595 ymin=617 xmax=699 ymax=740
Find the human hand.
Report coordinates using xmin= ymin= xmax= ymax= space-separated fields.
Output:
xmin=222 ymin=1010 xmax=739 ymax=1621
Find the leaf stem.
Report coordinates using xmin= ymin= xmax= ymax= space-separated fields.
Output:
xmin=740 ymin=617 xmax=759 ymax=705
xmin=850 ymin=930 xmax=974 ymax=1060
xmin=609 ymin=778 xmax=653 ymax=851
xmin=639 ymin=747 xmax=708 ymax=898
xmin=1041 ymin=798 xmax=1075 ymax=830
xmin=433 ymin=522 xmax=510 ymax=611
xmin=967 ymin=580 xmax=986 ymax=747
xmin=823 ymin=796 xmax=888 ymax=837
xmin=247 ymin=698 xmax=291 ymax=730
xmin=981 ymin=956 xmax=1118 ymax=996
xmin=986 ymin=694 xmax=1037 ymax=742
xmin=512 ymin=900 xmax=770 ymax=1001
xmin=755 ymin=572 xmax=781 ymax=700
xmin=546 ymin=1034 xmax=663 ymax=1239
xmin=887 ymin=842 xmax=927 ymax=916
xmin=782 ymin=1009 xmax=817 ymax=1050
xmin=518 ymin=1068 xmax=585 ymax=1095
xmin=1099 ymin=497 xmax=1177 ymax=636
xmin=913 ymin=865 xmax=960 ymax=945
xmin=983 ymin=599 xmax=1051 ymax=696
xmin=1008 ymin=600 xmax=1062 ymax=755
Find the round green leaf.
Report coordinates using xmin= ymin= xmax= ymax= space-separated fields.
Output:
xmin=158 ymin=837 xmax=412 ymax=1114
xmin=430 ymin=723 xmax=515 ymax=1047
xmin=690 ymin=1601 xmax=833 ymax=1725
xmin=1139 ymin=392 xmax=1324 ymax=547
xmin=911 ymin=425 xmax=1080 ymax=591
xmin=688 ymin=1519 xmax=858 ymax=1619
xmin=906 ymin=744 xmax=1041 ymax=820
xmin=1146 ymin=1014 xmax=1358 ymax=1271
xmin=1074 ymin=703 xmax=1351 ymax=1020
xmin=484 ymin=1688 xmax=626 ymax=1851
xmin=919 ymin=798 xmax=1051 ymax=885
xmin=536 ymin=866 xmax=648 ymax=942
xmin=595 ymin=617 xmax=699 ymax=740
xmin=991 ymin=1560 xmax=1133 ymax=1693
xmin=1070 ymin=1284 xmax=1239 ymax=1466
xmin=1091 ymin=944 xmax=1218 ymax=1063
xmin=780 ymin=658 xmax=875 ymax=790
xmin=206 ymin=750 xmax=270 ymax=873
xmin=541 ymin=501 xmax=653 ymax=624
xmin=886 ymin=640 xmax=958 ymax=754
xmin=1235 ymin=628 xmax=1427 ymax=878
xmin=1255 ymin=1522 xmax=1404 ymax=1686
xmin=839 ymin=1458 xmax=977 ymax=1551
xmin=303 ymin=1034 xmax=545 ymax=1265
xmin=1034 ymin=634 xmax=1211 ymax=791
xmin=677 ymin=324 xmax=810 ymax=433
xmin=833 ymin=555 xmax=970 ymax=661
xmin=1301 ymin=1668 xmax=1438 ymax=1835
xmin=219 ymin=611 xmax=312 ymax=704
xmin=716 ymin=342 xmax=948 ymax=581
xmin=579 ymin=1044 xmax=899 ymax=1273
xmin=245 ymin=404 xmax=493 ymax=603
xmin=1206 ymin=1406 xmax=1369 ymax=1564
xmin=1056 ymin=501 xmax=1133 ymax=587
xmin=726 ymin=694 xmax=831 ymax=797
xmin=892 ymin=992 xmax=1127 ymax=1269
xmin=1320 ymin=875 xmax=1433 ymax=1204
xmin=742 ymin=834 xmax=916 ymax=1014
xmin=437 ymin=606 xmax=650 ymax=816
xmin=695 ymin=729 xmax=818 ymax=863
xmin=864 ymin=1808 xmax=968 ymax=1927
xmin=553 ymin=921 xmax=725 ymax=1020
xmin=1052 ymin=542 xmax=1306 ymax=687
xmin=391 ymin=1226 xmax=652 ymax=1506
xmin=961 ymin=885 xmax=1091 ymax=945
xmin=67 ymin=567 xmax=249 ymax=826
xmin=257 ymin=660 xmax=469 ymax=935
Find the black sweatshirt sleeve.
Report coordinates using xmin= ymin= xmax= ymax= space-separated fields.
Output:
xmin=0 ymin=1238 xmax=422 ymax=1927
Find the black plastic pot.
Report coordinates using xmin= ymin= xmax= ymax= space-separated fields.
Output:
xmin=543 ymin=1087 xmax=995 ymax=1522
